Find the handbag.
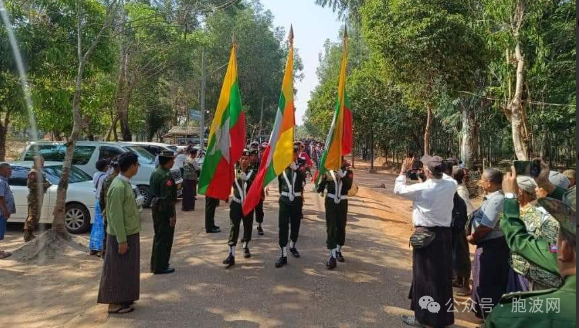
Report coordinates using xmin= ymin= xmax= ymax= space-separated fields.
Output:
xmin=409 ymin=227 xmax=436 ymax=249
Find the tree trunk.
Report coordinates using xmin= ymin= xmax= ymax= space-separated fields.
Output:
xmin=460 ymin=104 xmax=474 ymax=168
xmin=0 ymin=110 xmax=11 ymax=161
xmin=119 ymin=86 xmax=133 ymax=141
xmin=423 ymin=104 xmax=433 ymax=156
xmin=509 ymin=41 xmax=529 ymax=160
xmin=52 ymin=0 xmax=115 ymax=236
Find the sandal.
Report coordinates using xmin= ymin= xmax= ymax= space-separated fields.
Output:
xmin=108 ymin=305 xmax=134 ymax=314
xmin=0 ymin=251 xmax=12 ymax=259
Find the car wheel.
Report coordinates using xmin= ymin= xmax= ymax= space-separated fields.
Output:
xmin=138 ymin=185 xmax=152 ymax=208
xmin=65 ymin=203 xmax=91 ymax=234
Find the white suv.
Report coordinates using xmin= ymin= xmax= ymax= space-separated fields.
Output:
xmin=20 ymin=141 xmax=183 ymax=206
xmin=8 ymin=161 xmax=145 ymax=234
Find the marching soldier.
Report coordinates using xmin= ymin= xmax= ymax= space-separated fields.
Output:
xmin=150 ymin=151 xmax=178 ymax=274
xmin=317 ymin=158 xmax=353 ymax=270
xmin=275 ymin=145 xmax=307 ymax=268
xmin=485 ymin=165 xmax=576 ymax=327
xmin=23 ymin=156 xmax=51 ymax=242
xmin=249 ymin=149 xmax=266 ymax=235
xmin=224 ymin=150 xmax=256 ymax=268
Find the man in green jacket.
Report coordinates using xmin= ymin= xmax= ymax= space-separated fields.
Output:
xmin=150 ymin=150 xmax=178 ymax=275
xmin=97 ymin=152 xmax=141 ymax=314
xmin=485 ymin=163 xmax=576 ymax=327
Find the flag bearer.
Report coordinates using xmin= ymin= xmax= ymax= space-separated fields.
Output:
xmin=224 ymin=150 xmax=256 ymax=268
xmin=317 ymin=158 xmax=353 ymax=270
xmin=275 ymin=146 xmax=307 ymax=268
xmin=249 ymin=149 xmax=266 ymax=236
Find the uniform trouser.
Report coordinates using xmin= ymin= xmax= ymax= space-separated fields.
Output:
xmin=228 ymin=201 xmax=254 ymax=246
xmin=23 ymin=197 xmax=43 ymax=231
xmin=151 ymin=210 xmax=175 ymax=272
xmin=205 ymin=197 xmax=219 ymax=230
xmin=255 ymin=198 xmax=265 ymax=224
xmin=325 ymin=198 xmax=348 ymax=250
xmin=278 ymin=197 xmax=303 ymax=248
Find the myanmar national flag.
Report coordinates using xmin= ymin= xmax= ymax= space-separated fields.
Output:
xmin=243 ymin=28 xmax=295 ymax=216
xmin=315 ymin=29 xmax=353 ymax=187
xmin=198 ymin=45 xmax=246 ymax=201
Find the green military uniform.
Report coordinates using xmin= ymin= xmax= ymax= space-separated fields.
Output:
xmin=486 ymin=187 xmax=576 ymax=327
xmin=227 ymin=166 xmax=256 ymax=250
xmin=278 ymin=164 xmax=306 ymax=252
xmin=149 ymin=164 xmax=177 ymax=273
xmin=510 ymin=204 xmax=563 ymax=290
xmin=317 ymin=168 xmax=353 ymax=260
xmin=23 ymin=168 xmax=51 ymax=240
xmin=205 ymin=197 xmax=220 ymax=232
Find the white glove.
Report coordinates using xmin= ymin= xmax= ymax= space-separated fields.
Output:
xmin=290 ymin=162 xmax=298 ymax=171
xmin=337 ymin=170 xmax=346 ymax=178
xmin=240 ymin=172 xmax=248 ymax=181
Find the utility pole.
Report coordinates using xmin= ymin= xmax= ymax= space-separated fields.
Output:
xmin=200 ymin=48 xmax=206 ymax=150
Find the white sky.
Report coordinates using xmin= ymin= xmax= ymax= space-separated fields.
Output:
xmin=259 ymin=0 xmax=342 ymax=125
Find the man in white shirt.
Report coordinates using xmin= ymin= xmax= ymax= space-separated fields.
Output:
xmin=394 ymin=155 xmax=457 ymax=328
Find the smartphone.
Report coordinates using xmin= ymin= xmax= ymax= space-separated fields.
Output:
xmin=513 ymin=160 xmax=541 ymax=177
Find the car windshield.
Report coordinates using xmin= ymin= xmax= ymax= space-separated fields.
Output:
xmin=43 ymin=165 xmax=92 ymax=184
xmin=167 ymin=145 xmax=177 ymax=151
xmin=125 ymin=146 xmax=155 ymax=164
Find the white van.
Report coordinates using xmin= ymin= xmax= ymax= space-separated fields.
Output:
xmin=20 ymin=141 xmax=183 ymax=206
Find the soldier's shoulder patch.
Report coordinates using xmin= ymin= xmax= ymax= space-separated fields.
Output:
xmin=166 ymin=179 xmax=173 ymax=187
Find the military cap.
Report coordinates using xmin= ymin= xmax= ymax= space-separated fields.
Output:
xmin=159 ymin=150 xmax=175 ymax=159
xmin=241 ymin=149 xmax=251 ymax=157
xmin=538 ymin=188 xmax=576 ymax=236
xmin=249 ymin=149 xmax=259 ymax=156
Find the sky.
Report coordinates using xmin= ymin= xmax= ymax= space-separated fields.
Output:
xmin=259 ymin=0 xmax=342 ymax=125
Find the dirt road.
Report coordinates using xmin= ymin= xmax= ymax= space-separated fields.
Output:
xmin=0 ymin=168 xmax=478 ymax=328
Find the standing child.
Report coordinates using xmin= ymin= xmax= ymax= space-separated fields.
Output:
xmin=89 ymin=160 xmax=109 ymax=256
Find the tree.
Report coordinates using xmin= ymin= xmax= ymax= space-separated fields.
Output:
xmin=361 ymin=0 xmax=486 ymax=155
xmin=52 ymin=0 xmax=119 ymax=235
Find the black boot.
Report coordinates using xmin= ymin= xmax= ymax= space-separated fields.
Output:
xmin=336 ymin=251 xmax=345 ymax=263
xmin=243 ymin=247 xmax=251 ymax=258
xmin=275 ymin=256 xmax=287 ymax=268
xmin=326 ymin=257 xmax=337 ymax=270
xmin=257 ymin=225 xmax=264 ymax=236
xmin=289 ymin=247 xmax=300 ymax=258
xmin=223 ymin=254 xmax=235 ymax=268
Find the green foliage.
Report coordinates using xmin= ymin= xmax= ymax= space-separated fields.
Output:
xmin=307 ymin=0 xmax=575 ymax=166
xmin=361 ymin=0 xmax=486 ymax=107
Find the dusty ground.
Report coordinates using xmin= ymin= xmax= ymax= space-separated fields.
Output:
xmin=0 ymin=165 xmax=480 ymax=328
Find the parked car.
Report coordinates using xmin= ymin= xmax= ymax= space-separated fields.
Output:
xmin=20 ymin=141 xmax=183 ymax=207
xmin=119 ymin=143 xmax=184 ymax=192
xmin=121 ymin=142 xmax=177 ymax=157
xmin=7 ymin=161 xmax=145 ymax=234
